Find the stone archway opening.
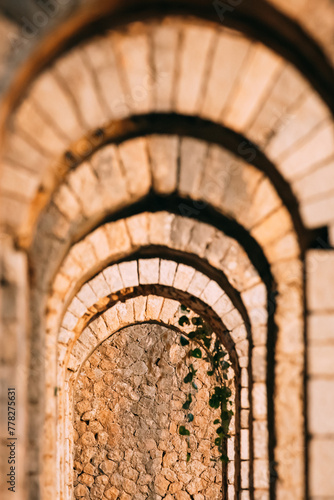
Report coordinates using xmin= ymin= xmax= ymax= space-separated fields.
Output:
xmin=72 ymin=322 xmax=234 ymax=499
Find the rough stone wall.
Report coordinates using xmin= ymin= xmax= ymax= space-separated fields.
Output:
xmin=73 ymin=323 xmax=224 ymax=500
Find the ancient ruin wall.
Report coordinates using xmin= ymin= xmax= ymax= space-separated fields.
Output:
xmin=73 ymin=323 xmax=226 ymax=500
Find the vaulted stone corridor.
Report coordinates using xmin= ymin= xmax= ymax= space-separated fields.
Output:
xmin=0 ymin=1 xmax=334 ymax=500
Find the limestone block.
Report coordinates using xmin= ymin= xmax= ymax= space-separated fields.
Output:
xmin=80 ymin=327 xmax=98 ymax=350
xmin=212 ymin=294 xmax=234 ymax=317
xmin=224 ymin=43 xmax=282 ymax=131
xmin=173 ymin=264 xmax=195 ymax=291
xmin=89 ymin=315 xmax=109 ymax=342
xmin=58 ymin=327 xmax=75 ymax=344
xmin=28 ymin=70 xmax=82 ymax=140
xmin=119 ymin=261 xmax=138 ymax=288
xmin=88 ymin=228 xmax=111 ymax=263
xmin=228 ymin=460 xmax=235 ymax=484
xmin=251 ymin=206 xmax=292 ymax=246
xmin=222 ymin=309 xmax=243 ymax=330
xmin=309 ymin=438 xmax=334 ymax=497
xmin=103 ymin=265 xmax=123 ymax=293
xmin=112 ymin=32 xmax=152 ymax=113
xmin=253 ymin=383 xmax=267 ymax=419
xmin=254 ymin=459 xmax=269 ymax=489
xmin=205 ymin=232 xmax=231 ymax=269
xmin=241 ymin=429 xmax=249 ymax=460
xmin=53 ymin=183 xmax=82 ymax=222
xmin=178 ymin=138 xmax=208 ymax=198
xmin=90 ymin=145 xmax=129 ymax=213
xmin=292 ymin=157 xmax=334 ymax=201
xmin=254 ymin=421 xmax=268 ymax=459
xmin=83 ymin=36 xmax=128 ymax=120
xmin=253 ymin=326 xmax=267 ymax=347
xmin=308 ymin=345 xmax=334 ymax=376
xmin=152 ymin=25 xmax=178 ymax=111
xmin=67 ymin=162 xmax=101 ymax=218
xmin=201 ymin=280 xmax=224 ymax=307
xmin=187 ymin=271 xmax=210 ymax=298
xmin=241 ymin=284 xmax=267 ymax=308
xmin=126 ymin=213 xmax=149 ymax=246
xmin=236 ymin=340 xmax=249 ymax=358
xmin=53 ymin=47 xmax=105 ymax=129
xmin=76 ymin=283 xmax=98 ymax=309
xmin=146 ymin=295 xmax=164 ymax=320
xmin=60 ymin=253 xmax=83 ymax=282
xmin=306 ymin=250 xmax=334 ymax=311
xmin=308 ymin=313 xmax=334 ymax=344
xmin=104 ymin=220 xmax=132 ymax=260
xmin=241 ymin=388 xmax=249 ymax=409
xmin=198 ymin=145 xmax=237 ymax=208
xmin=159 ymin=259 xmax=177 ymax=287
xmin=134 ymin=296 xmax=147 ymax=322
xmin=148 ymin=212 xmax=174 ymax=246
xmin=176 ymin=25 xmax=214 ymax=115
xmin=62 ymin=311 xmax=78 ymax=331
xmin=0 ymin=160 xmax=41 ymax=200
xmin=252 ymin=347 xmax=267 ymax=382
xmin=139 ymin=258 xmax=159 ymax=285
xmin=118 ymin=138 xmax=151 ymax=198
xmin=309 ymin=379 xmax=334 ymax=434
xmin=71 ymin=238 xmax=97 ymax=274
xmin=102 ymin=307 xmax=120 ymax=334
xmin=68 ymin=297 xmax=87 ymax=319
xmin=14 ymin=98 xmax=67 ymax=156
xmin=267 ymin=89 xmax=330 ymax=158
xmin=115 ymin=300 xmax=134 ymax=325
xmin=230 ymin=325 xmax=247 ymax=344
xmin=278 ymin=120 xmax=334 ymax=180
xmin=188 ymin=223 xmax=216 ymax=259
xmin=200 ymin=32 xmax=250 ymax=121
xmin=245 ymin=178 xmax=282 ymax=228
xmin=247 ymin=63 xmax=307 ymax=146
xmin=265 ymin=232 xmax=300 ymax=263
xmin=170 ymin=216 xmax=195 ymax=251
xmin=240 ymin=461 xmax=249 ymax=489
xmin=300 ymin=192 xmax=334 ymax=228
xmin=241 ymin=368 xmax=248 ymax=388
xmin=254 ymin=491 xmax=269 ymax=500
xmin=89 ymin=274 xmax=110 ymax=299
xmin=148 ymin=135 xmax=179 ymax=194
xmin=37 ymin=203 xmax=71 ymax=240
xmin=72 ymin=340 xmax=89 ymax=361
xmin=160 ymin=299 xmax=180 ymax=324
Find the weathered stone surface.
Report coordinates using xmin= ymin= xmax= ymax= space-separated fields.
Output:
xmin=73 ymin=324 xmax=223 ymax=497
xmin=310 ymin=438 xmax=334 ymax=497
xmin=306 ymin=250 xmax=334 ymax=311
xmin=224 ymin=43 xmax=283 ymax=131
xmin=152 ymin=24 xmax=178 ymax=111
xmin=201 ymin=32 xmax=250 ymax=121
xmin=309 ymin=379 xmax=334 ymax=434
xmin=148 ymin=135 xmax=179 ymax=194
xmin=118 ymin=138 xmax=151 ymax=198
xmin=175 ymin=25 xmax=214 ymax=115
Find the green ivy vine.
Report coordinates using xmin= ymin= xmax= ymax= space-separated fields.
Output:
xmin=177 ymin=305 xmax=233 ymax=464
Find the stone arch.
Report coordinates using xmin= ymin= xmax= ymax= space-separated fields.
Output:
xmin=60 ymin=293 xmax=243 ymax=500
xmin=40 ymin=213 xmax=273 ymax=499
xmin=1 ymin=19 xmax=333 ymax=241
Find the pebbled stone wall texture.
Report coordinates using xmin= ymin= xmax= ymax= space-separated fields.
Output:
xmin=73 ymin=323 xmax=226 ymax=500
